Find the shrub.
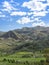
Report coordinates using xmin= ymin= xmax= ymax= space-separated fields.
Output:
xmin=7 ymin=59 xmax=15 ymax=63
xmin=3 ymin=58 xmax=7 ymax=62
xmin=46 ymin=59 xmax=49 ymax=63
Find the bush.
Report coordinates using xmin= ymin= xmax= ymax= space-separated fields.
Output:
xmin=40 ymin=60 xmax=45 ymax=65
xmin=7 ymin=59 xmax=15 ymax=63
xmin=3 ymin=58 xmax=7 ymax=62
xmin=46 ymin=59 xmax=49 ymax=63
xmin=26 ymin=61 xmax=29 ymax=65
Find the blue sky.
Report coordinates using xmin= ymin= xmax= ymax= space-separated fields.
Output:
xmin=0 ymin=0 xmax=49 ymax=31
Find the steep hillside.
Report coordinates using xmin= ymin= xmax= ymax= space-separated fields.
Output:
xmin=0 ymin=31 xmax=19 ymax=40
xmin=0 ymin=26 xmax=49 ymax=53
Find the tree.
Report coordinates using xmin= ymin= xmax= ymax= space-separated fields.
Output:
xmin=43 ymin=48 xmax=49 ymax=65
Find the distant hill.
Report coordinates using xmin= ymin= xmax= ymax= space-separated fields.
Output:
xmin=0 ymin=26 xmax=49 ymax=53
xmin=0 ymin=31 xmax=4 ymax=36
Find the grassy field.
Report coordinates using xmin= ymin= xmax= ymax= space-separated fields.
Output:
xmin=0 ymin=51 xmax=46 ymax=65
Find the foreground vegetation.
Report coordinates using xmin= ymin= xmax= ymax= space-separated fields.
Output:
xmin=0 ymin=50 xmax=49 ymax=65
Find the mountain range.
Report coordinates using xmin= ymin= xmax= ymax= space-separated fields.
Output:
xmin=0 ymin=26 xmax=49 ymax=53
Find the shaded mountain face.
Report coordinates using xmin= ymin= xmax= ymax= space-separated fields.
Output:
xmin=0 ymin=26 xmax=49 ymax=53
xmin=0 ymin=31 xmax=19 ymax=40
xmin=13 ymin=26 xmax=49 ymax=40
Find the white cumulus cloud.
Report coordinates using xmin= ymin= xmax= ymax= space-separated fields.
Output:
xmin=0 ymin=11 xmax=5 ymax=17
xmin=33 ymin=11 xmax=48 ymax=16
xmin=22 ymin=0 xmax=49 ymax=17
xmin=17 ymin=17 xmax=32 ymax=24
xmin=22 ymin=0 xmax=47 ymax=11
xmin=10 ymin=11 xmax=27 ymax=16
xmin=32 ymin=22 xmax=46 ymax=27
xmin=2 ymin=1 xmax=17 ymax=13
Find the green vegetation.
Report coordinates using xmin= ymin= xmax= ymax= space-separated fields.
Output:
xmin=0 ymin=51 xmax=46 ymax=65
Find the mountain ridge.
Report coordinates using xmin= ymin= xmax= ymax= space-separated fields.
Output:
xmin=0 ymin=26 xmax=49 ymax=53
